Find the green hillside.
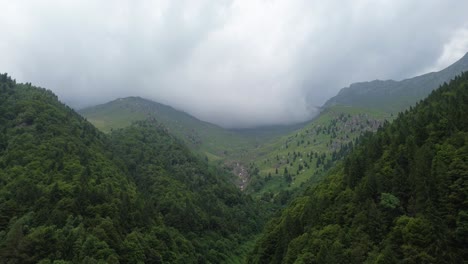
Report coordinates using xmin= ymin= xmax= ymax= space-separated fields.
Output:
xmin=242 ymin=106 xmax=391 ymax=201
xmin=79 ymin=97 xmax=305 ymax=164
xmin=79 ymin=97 xmax=259 ymax=161
xmin=0 ymin=74 xmax=265 ymax=263
xmin=248 ymin=72 xmax=468 ymax=263
xmin=242 ymin=53 xmax=468 ymax=201
xmin=324 ymin=52 xmax=468 ymax=113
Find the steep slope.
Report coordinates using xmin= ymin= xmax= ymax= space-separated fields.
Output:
xmin=79 ymin=97 xmax=258 ymax=160
xmin=324 ymin=52 xmax=468 ymax=112
xmin=242 ymin=106 xmax=391 ymax=202
xmin=80 ymin=97 xmax=221 ymax=136
xmin=0 ymin=74 xmax=264 ymax=263
xmin=108 ymin=121 xmax=265 ymax=262
xmin=249 ymin=72 xmax=468 ymax=263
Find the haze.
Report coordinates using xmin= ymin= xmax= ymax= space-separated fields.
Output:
xmin=1 ymin=0 xmax=468 ymax=128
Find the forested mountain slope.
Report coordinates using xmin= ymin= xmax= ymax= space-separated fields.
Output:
xmin=248 ymin=72 xmax=468 ymax=263
xmin=324 ymin=52 xmax=468 ymax=113
xmin=243 ymin=106 xmax=390 ymax=201
xmin=0 ymin=74 xmax=263 ymax=263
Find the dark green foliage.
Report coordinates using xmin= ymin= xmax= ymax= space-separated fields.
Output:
xmin=110 ymin=121 xmax=262 ymax=236
xmin=0 ymin=73 xmax=263 ymax=263
xmin=248 ymin=72 xmax=468 ymax=263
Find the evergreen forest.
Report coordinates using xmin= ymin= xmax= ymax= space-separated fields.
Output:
xmin=0 ymin=70 xmax=467 ymax=263
xmin=0 ymin=74 xmax=265 ymax=263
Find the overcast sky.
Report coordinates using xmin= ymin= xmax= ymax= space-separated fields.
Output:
xmin=1 ymin=0 xmax=468 ymax=128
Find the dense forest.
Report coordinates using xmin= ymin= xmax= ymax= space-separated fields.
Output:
xmin=0 ymin=73 xmax=265 ymax=263
xmin=248 ymin=72 xmax=468 ymax=263
xmin=1 ymin=69 xmax=467 ymax=264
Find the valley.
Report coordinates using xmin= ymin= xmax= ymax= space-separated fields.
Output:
xmin=80 ymin=99 xmax=391 ymax=195
xmin=1 ymin=52 xmax=467 ymax=263
xmin=80 ymin=53 xmax=468 ymax=201
xmin=2 ymin=2 xmax=468 ymax=263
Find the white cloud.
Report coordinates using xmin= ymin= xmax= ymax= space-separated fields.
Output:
xmin=428 ymin=25 xmax=468 ymax=72
xmin=0 ymin=0 xmax=467 ymax=127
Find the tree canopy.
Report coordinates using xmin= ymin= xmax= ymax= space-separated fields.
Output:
xmin=0 ymin=73 xmax=264 ymax=263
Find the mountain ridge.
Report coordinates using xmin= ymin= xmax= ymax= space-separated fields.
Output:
xmin=79 ymin=96 xmax=260 ymax=160
xmin=79 ymin=96 xmax=307 ymax=163
xmin=324 ymin=52 xmax=468 ymax=112
xmin=80 ymin=96 xmax=214 ymax=128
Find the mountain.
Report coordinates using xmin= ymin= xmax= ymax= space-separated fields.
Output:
xmin=79 ymin=97 xmax=250 ymax=157
xmin=0 ymin=74 xmax=264 ymax=263
xmin=242 ymin=106 xmax=390 ymax=202
xmin=324 ymin=52 xmax=468 ymax=112
xmin=248 ymin=72 xmax=468 ymax=263
xmin=238 ymin=53 xmax=468 ymax=199
xmin=80 ymin=97 xmax=274 ymax=161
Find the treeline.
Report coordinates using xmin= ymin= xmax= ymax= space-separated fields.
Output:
xmin=0 ymin=73 xmax=264 ymax=263
xmin=248 ymin=72 xmax=468 ymax=263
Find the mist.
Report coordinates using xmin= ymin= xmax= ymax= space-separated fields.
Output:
xmin=1 ymin=0 xmax=468 ymax=128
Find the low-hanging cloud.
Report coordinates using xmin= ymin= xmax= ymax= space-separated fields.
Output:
xmin=1 ymin=0 xmax=468 ymax=128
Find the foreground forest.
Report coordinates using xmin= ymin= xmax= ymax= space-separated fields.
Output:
xmin=0 ymin=74 xmax=265 ymax=263
xmin=248 ymin=72 xmax=468 ymax=263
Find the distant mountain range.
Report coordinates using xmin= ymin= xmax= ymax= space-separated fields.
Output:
xmin=79 ymin=96 xmax=220 ymax=134
xmin=79 ymin=97 xmax=304 ymax=161
xmin=324 ymin=52 xmax=468 ymax=112
xmin=79 ymin=97 xmax=255 ymax=159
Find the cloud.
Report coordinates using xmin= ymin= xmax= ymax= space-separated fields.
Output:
xmin=0 ymin=0 xmax=467 ymax=128
xmin=426 ymin=25 xmax=468 ymax=72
